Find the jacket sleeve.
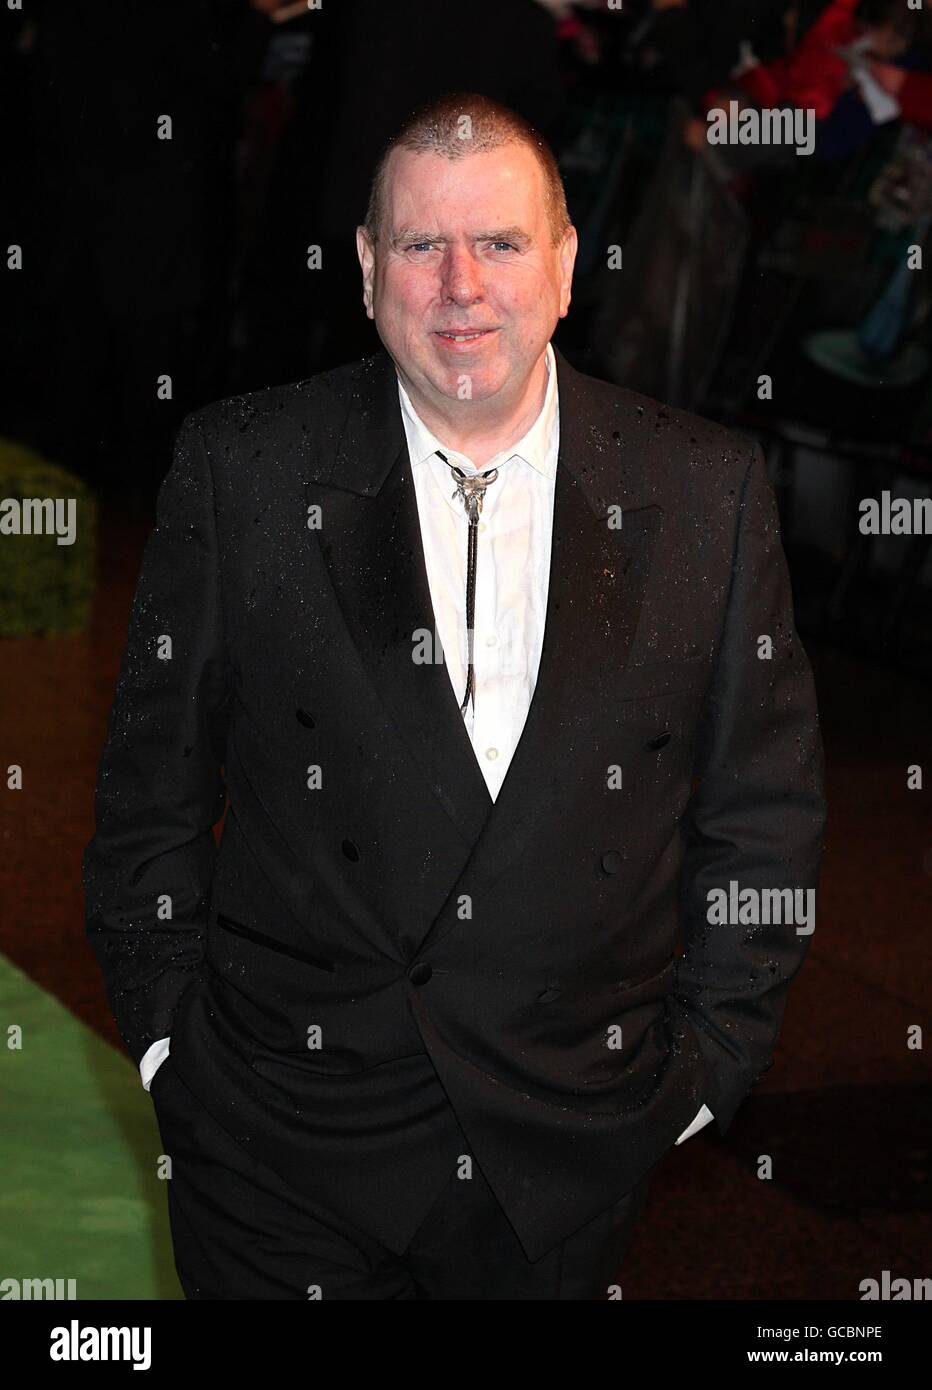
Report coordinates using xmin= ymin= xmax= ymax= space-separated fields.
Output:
xmin=673 ymin=444 xmax=827 ymax=1136
xmin=802 ymin=0 xmax=859 ymax=49
xmin=82 ymin=412 xmax=233 ymax=1065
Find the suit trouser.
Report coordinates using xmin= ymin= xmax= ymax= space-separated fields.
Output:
xmin=150 ymin=1052 xmax=652 ymax=1301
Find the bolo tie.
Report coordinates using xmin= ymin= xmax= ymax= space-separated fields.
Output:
xmin=435 ymin=449 xmax=500 ymax=716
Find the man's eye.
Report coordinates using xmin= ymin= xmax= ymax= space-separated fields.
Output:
xmin=489 ymin=241 xmax=516 ymax=252
xmin=407 ymin=242 xmax=436 ymax=253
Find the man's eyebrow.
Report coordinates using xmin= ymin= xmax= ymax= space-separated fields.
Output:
xmin=472 ymin=228 xmax=531 ymax=244
xmin=391 ymin=229 xmax=444 ymax=246
xmin=389 ymin=227 xmax=532 ymax=248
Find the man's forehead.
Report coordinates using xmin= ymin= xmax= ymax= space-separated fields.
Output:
xmin=384 ymin=143 xmax=547 ymax=215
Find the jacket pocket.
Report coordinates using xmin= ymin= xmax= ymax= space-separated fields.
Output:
xmin=617 ymin=654 xmax=709 ymax=702
xmin=214 ymin=911 xmax=336 ymax=973
xmin=611 ymin=958 xmax=677 ymax=999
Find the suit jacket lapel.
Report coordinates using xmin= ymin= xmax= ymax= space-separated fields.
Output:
xmin=311 ymin=347 xmax=661 ymax=912
xmin=311 ymin=352 xmax=493 ymax=847
xmin=415 ymin=348 xmax=662 ymax=954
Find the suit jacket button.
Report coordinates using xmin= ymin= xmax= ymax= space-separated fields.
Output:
xmin=601 ymin=850 xmax=621 ymax=874
xmin=408 ymin=962 xmax=432 ymax=986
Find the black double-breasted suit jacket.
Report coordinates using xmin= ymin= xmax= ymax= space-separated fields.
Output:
xmin=83 ymin=346 xmax=826 ymax=1262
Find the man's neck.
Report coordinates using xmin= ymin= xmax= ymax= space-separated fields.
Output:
xmin=400 ymin=350 xmax=550 ymax=469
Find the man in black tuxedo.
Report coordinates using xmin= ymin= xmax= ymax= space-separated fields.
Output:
xmin=83 ymin=92 xmax=826 ymax=1300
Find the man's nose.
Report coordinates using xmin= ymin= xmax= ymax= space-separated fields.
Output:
xmin=440 ymin=246 xmax=483 ymax=305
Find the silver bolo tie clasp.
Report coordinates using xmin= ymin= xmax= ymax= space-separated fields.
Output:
xmin=448 ymin=462 xmax=500 ymax=520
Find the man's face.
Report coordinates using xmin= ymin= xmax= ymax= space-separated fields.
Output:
xmin=356 ymin=142 xmax=577 ymax=412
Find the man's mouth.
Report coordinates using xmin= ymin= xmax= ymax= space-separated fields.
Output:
xmin=434 ymin=328 xmax=497 ymax=343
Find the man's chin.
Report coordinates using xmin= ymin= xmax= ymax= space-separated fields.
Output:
xmin=424 ymin=359 xmax=509 ymax=402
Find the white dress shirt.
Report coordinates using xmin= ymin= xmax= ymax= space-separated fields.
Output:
xmin=141 ymin=342 xmax=714 ymax=1146
xmin=398 ymin=343 xmax=559 ymax=801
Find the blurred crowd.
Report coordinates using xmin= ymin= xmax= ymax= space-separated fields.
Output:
xmin=3 ymin=0 xmax=932 ymax=494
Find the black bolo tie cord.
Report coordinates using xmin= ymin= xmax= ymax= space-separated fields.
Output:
xmin=435 ymin=449 xmax=500 ymax=716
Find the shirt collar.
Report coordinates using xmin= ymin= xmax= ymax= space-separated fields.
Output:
xmin=396 ymin=341 xmax=559 ymax=482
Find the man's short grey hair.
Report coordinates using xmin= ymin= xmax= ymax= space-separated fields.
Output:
xmin=363 ymin=92 xmax=571 ymax=247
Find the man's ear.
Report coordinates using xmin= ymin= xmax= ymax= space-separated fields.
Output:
xmin=558 ymin=224 xmax=578 ymax=319
xmin=356 ymin=226 xmax=376 ymax=320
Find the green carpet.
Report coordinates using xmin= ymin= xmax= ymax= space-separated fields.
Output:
xmin=0 ymin=954 xmax=182 ymax=1299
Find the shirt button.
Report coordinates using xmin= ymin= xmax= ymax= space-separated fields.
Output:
xmin=408 ymin=962 xmax=432 ymax=986
xmin=485 ymin=747 xmax=499 ymax=761
xmin=478 ymin=521 xmax=487 ymax=533
xmin=485 ymin=633 xmax=497 ymax=647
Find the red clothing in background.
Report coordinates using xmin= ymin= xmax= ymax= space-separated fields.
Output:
xmin=735 ymin=0 xmax=860 ymax=117
xmin=897 ymin=69 xmax=932 ymax=128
